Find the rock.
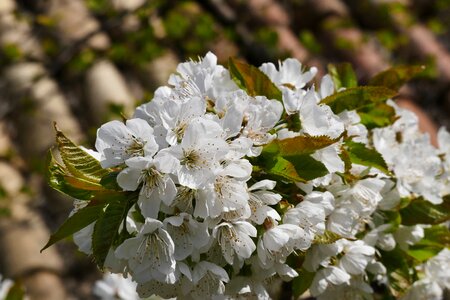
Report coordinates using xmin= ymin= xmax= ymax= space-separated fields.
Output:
xmin=46 ymin=0 xmax=110 ymax=50
xmin=23 ymin=272 xmax=66 ymax=300
xmin=139 ymin=51 xmax=179 ymax=90
xmin=110 ymin=0 xmax=146 ymax=11
xmin=2 ymin=63 xmax=83 ymax=160
xmin=85 ymin=60 xmax=136 ymax=123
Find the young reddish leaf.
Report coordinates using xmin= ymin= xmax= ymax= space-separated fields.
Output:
xmin=369 ymin=65 xmax=425 ymax=90
xmin=54 ymin=123 xmax=109 ymax=184
xmin=321 ymin=86 xmax=397 ymax=114
xmin=272 ymin=135 xmax=339 ymax=156
xmin=47 ymin=150 xmax=96 ymax=200
xmin=228 ymin=57 xmax=282 ymax=101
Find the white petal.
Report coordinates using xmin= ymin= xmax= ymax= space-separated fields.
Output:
xmin=159 ymin=177 xmax=177 ymax=206
xmin=117 ymin=168 xmax=142 ymax=191
xmin=138 ymin=190 xmax=161 ymax=219
xmin=249 ymin=180 xmax=277 ymax=191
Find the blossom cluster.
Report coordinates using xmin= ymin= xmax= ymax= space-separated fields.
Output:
xmin=52 ymin=53 xmax=450 ymax=299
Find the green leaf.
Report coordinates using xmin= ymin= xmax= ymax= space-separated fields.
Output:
xmin=5 ymin=281 xmax=25 ymax=300
xmin=369 ymin=65 xmax=425 ymax=90
xmin=407 ymin=225 xmax=450 ymax=262
xmin=264 ymin=156 xmax=307 ymax=183
xmin=47 ymin=150 xmax=97 ymax=200
xmin=321 ymin=86 xmax=397 ymax=114
xmin=54 ymin=123 xmax=109 ymax=185
xmin=285 ymin=154 xmax=329 ymax=181
xmin=100 ymin=171 xmax=122 ymax=191
xmin=47 ymin=150 xmax=117 ymax=200
xmin=382 ymin=211 xmax=402 ymax=232
xmin=345 ymin=141 xmax=389 ymax=174
xmin=92 ymin=194 xmax=135 ymax=268
xmin=400 ymin=195 xmax=450 ymax=226
xmin=313 ymin=230 xmax=343 ymax=244
xmin=327 ymin=63 xmax=357 ymax=90
xmin=292 ymin=268 xmax=315 ymax=297
xmin=264 ymin=135 xmax=339 ymax=157
xmin=379 ymin=247 xmax=414 ymax=294
xmin=41 ymin=199 xmax=107 ymax=252
xmin=228 ymin=57 xmax=282 ymax=101
xmin=358 ymin=102 xmax=398 ymax=129
xmin=258 ymin=136 xmax=333 ymax=182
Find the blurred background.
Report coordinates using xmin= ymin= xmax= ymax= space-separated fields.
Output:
xmin=0 ymin=0 xmax=449 ymax=299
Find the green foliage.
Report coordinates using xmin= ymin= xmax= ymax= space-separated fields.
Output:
xmin=257 ymin=135 xmax=336 ymax=183
xmin=165 ymin=9 xmax=191 ymax=39
xmin=298 ymin=30 xmax=322 ymax=54
xmin=254 ymin=27 xmax=279 ymax=54
xmin=228 ymin=58 xmax=283 ymax=101
xmin=41 ymin=199 xmax=107 ymax=252
xmin=292 ymin=268 xmax=316 ymax=297
xmin=45 ymin=126 xmax=136 ymax=268
xmin=54 ymin=124 xmax=109 ymax=184
xmin=380 ymin=247 xmax=415 ymax=294
xmin=66 ymin=49 xmax=96 ymax=74
xmin=265 ymin=135 xmax=339 ymax=156
xmin=369 ymin=65 xmax=425 ymax=90
xmin=93 ymin=195 xmax=135 ymax=268
xmin=358 ymin=102 xmax=398 ymax=129
xmin=47 ymin=150 xmax=99 ymax=200
xmin=5 ymin=281 xmax=25 ymax=300
xmin=327 ymin=63 xmax=357 ymax=90
xmin=261 ymin=156 xmax=308 ymax=183
xmin=407 ymin=225 xmax=450 ymax=262
xmin=1 ymin=43 xmax=23 ymax=64
xmin=382 ymin=211 xmax=402 ymax=231
xmin=47 ymin=124 xmax=118 ymax=200
xmin=100 ymin=171 xmax=122 ymax=191
xmin=344 ymin=140 xmax=390 ymax=174
xmin=321 ymin=86 xmax=397 ymax=114
xmin=400 ymin=195 xmax=450 ymax=226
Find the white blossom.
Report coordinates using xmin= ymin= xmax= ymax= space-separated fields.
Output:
xmin=247 ymin=180 xmax=282 ymax=225
xmin=163 ymin=213 xmax=210 ymax=260
xmin=159 ymin=117 xmax=228 ymax=189
xmin=310 ymin=266 xmax=351 ymax=297
xmin=93 ymin=273 xmax=140 ymax=300
xmin=96 ymin=118 xmax=158 ymax=168
xmin=115 ymin=218 xmax=176 ymax=284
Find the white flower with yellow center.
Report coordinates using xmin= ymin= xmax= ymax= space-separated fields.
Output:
xmin=182 ymin=261 xmax=229 ymax=299
xmin=163 ymin=213 xmax=210 ymax=260
xmin=117 ymin=156 xmax=177 ymax=219
xmin=159 ymin=117 xmax=229 ymax=189
xmin=213 ymin=221 xmax=257 ymax=265
xmin=115 ymin=218 xmax=176 ymax=284
xmin=96 ymin=118 xmax=158 ymax=168
xmin=247 ymin=180 xmax=282 ymax=225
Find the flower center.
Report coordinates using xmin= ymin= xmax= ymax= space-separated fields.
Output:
xmin=181 ymin=149 xmax=201 ymax=169
xmin=173 ymin=186 xmax=195 ymax=212
xmin=126 ymin=136 xmax=146 ymax=157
